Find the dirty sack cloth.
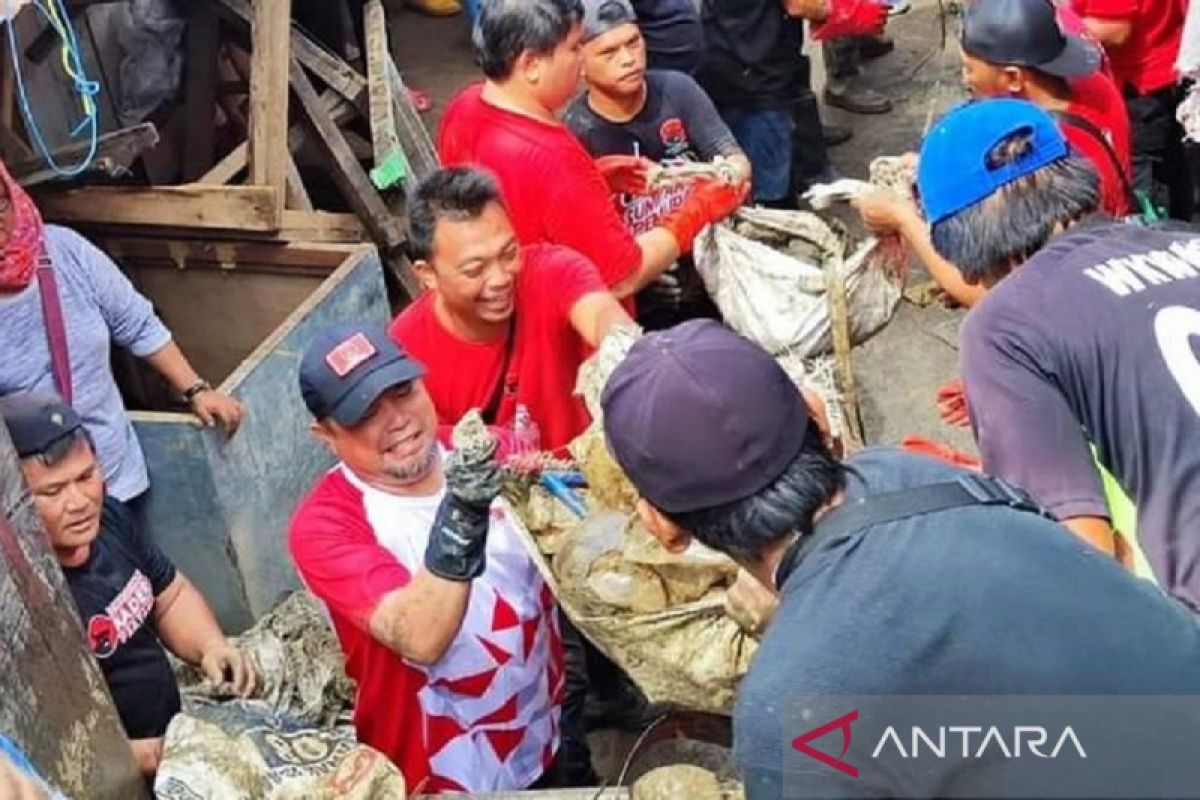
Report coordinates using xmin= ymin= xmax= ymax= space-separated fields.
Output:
xmin=157 ymin=592 xmax=406 ymax=799
xmin=693 ymin=206 xmax=902 ymax=361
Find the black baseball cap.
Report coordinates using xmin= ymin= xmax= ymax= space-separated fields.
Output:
xmin=961 ymin=0 xmax=1101 ymax=79
xmin=600 ymin=320 xmax=811 ymax=515
xmin=0 ymin=392 xmax=84 ymax=459
xmin=299 ymin=323 xmax=425 ymax=426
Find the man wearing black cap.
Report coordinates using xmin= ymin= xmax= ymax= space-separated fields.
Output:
xmin=600 ymin=319 xmax=1200 ymax=797
xmin=288 ymin=323 xmax=570 ymax=793
xmin=960 ymin=0 xmax=1133 ymax=216
xmin=0 ymin=392 xmax=257 ymax=778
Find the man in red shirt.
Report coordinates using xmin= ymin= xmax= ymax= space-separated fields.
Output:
xmin=438 ymin=0 xmax=746 ymax=301
xmin=1073 ymin=0 xmax=1189 ymax=217
xmin=290 ymin=322 xmax=564 ymax=793
xmin=390 ymin=167 xmax=633 ymax=452
xmin=959 ymin=0 xmax=1132 ymax=217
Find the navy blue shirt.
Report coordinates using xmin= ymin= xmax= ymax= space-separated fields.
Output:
xmin=631 ymin=0 xmax=706 ymax=74
xmin=735 ymin=449 xmax=1200 ymax=799
xmin=64 ymin=497 xmax=181 ymax=739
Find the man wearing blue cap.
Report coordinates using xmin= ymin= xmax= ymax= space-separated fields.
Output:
xmin=600 ymin=318 xmax=1200 ymax=798
xmin=0 ymin=392 xmax=257 ymax=777
xmin=913 ymin=98 xmax=1200 ymax=610
xmin=288 ymin=323 xmax=572 ymax=793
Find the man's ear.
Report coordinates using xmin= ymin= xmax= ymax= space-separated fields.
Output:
xmin=413 ymin=259 xmax=436 ymax=292
xmin=515 ymin=49 xmax=543 ymax=85
xmin=310 ymin=420 xmax=337 ymax=452
xmin=1003 ymin=66 xmax=1026 ymax=95
xmin=636 ymin=498 xmax=691 ymax=554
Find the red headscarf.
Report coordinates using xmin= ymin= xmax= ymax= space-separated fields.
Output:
xmin=0 ymin=159 xmax=45 ymax=292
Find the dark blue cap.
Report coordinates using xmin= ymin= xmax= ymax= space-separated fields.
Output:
xmin=600 ymin=320 xmax=810 ymax=514
xmin=0 ymin=391 xmax=84 ymax=458
xmin=917 ymin=98 xmax=1068 ymax=225
xmin=299 ymin=323 xmax=425 ymax=426
xmin=962 ymin=0 xmax=1100 ymax=79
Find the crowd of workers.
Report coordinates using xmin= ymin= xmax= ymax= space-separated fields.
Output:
xmin=1 ymin=0 xmax=1198 ymax=795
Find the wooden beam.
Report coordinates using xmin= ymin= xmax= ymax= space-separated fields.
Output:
xmin=35 ymin=185 xmax=281 ymax=231
xmin=199 ymin=142 xmax=248 ymax=185
xmin=99 ymin=235 xmax=351 ymax=271
xmin=289 ymin=58 xmax=417 ymax=295
xmin=248 ymin=0 xmax=291 ymax=221
xmin=284 ymin=152 xmax=313 ymax=211
xmin=181 ymin=3 xmax=221 ymax=181
xmin=198 ymin=90 xmax=356 ymax=186
xmin=364 ymin=0 xmax=404 ymax=190
xmin=219 ymin=0 xmax=367 ymax=112
xmin=11 ymin=123 xmax=159 ymax=186
xmin=278 ymin=210 xmax=365 ymax=242
xmin=386 ymin=60 xmax=439 ymax=185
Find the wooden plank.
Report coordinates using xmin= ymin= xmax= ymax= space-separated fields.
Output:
xmin=181 ymin=2 xmax=221 ymax=181
xmin=284 ymin=152 xmax=314 ymax=211
xmin=278 ymin=209 xmax=366 ymax=242
xmin=364 ymin=0 xmax=404 ymax=185
xmin=824 ymin=258 xmax=864 ymax=445
xmin=289 ymin=57 xmax=417 ymax=294
xmin=199 ymin=142 xmax=249 ymax=185
xmin=11 ymin=123 xmax=159 ymax=186
xmin=248 ymin=0 xmax=292 ymax=221
xmin=101 ymin=235 xmax=353 ymax=270
xmin=386 ymin=60 xmax=440 ymax=183
xmin=219 ymin=0 xmax=368 ymax=112
xmin=35 ymin=185 xmax=281 ymax=231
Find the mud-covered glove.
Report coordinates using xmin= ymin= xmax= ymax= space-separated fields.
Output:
xmin=659 ymin=179 xmax=749 ymax=254
xmin=811 ymin=0 xmax=888 ymax=40
xmin=596 ymin=154 xmax=655 ymax=195
xmin=424 ymin=412 xmax=502 ymax=582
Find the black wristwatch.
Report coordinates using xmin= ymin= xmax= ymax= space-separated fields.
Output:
xmin=182 ymin=379 xmax=212 ymax=403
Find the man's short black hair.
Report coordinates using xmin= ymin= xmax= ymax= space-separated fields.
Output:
xmin=407 ymin=167 xmax=506 ymax=261
xmin=473 ymin=0 xmax=584 ymax=80
xmin=665 ymin=435 xmax=849 ymax=565
xmin=930 ymin=131 xmax=1102 ymax=285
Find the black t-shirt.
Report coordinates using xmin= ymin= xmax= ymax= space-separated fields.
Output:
xmin=961 ymin=220 xmax=1200 ymax=611
xmin=698 ymin=0 xmax=805 ymax=109
xmin=64 ymin=497 xmax=181 ymax=739
xmin=565 ymin=71 xmax=740 ymax=328
xmin=735 ymin=449 xmax=1200 ymax=799
xmin=630 ymin=0 xmax=706 ymax=74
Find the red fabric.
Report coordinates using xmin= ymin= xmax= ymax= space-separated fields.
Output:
xmin=287 ymin=470 xmax=431 ymax=789
xmin=1062 ymin=73 xmax=1133 ymax=215
xmin=438 ymin=84 xmax=641 ymax=290
xmin=1071 ymin=0 xmax=1183 ymax=93
xmin=389 ymin=244 xmax=606 ymax=452
xmin=811 ymin=0 xmax=888 ymax=41
xmin=0 ymin=159 xmax=45 ymax=291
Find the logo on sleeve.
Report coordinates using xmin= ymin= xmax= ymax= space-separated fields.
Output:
xmin=85 ymin=570 xmax=155 ymax=659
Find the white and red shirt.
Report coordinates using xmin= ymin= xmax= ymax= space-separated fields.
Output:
xmin=288 ymin=460 xmax=563 ymax=793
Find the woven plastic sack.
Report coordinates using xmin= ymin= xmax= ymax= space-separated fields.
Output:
xmin=693 ymin=207 xmax=901 ymax=359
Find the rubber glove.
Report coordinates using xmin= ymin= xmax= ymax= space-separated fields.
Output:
xmin=424 ymin=417 xmax=502 ymax=581
xmin=811 ymin=0 xmax=888 ymax=40
xmin=659 ymin=179 xmax=749 ymax=254
xmin=595 ymin=154 xmax=655 ymax=195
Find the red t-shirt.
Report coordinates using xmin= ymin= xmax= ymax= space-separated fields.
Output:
xmin=289 ymin=465 xmax=562 ymax=794
xmin=438 ymin=83 xmax=641 ymax=290
xmin=1062 ymin=72 xmax=1134 ymax=215
xmin=389 ymin=244 xmax=605 ymax=452
xmin=1071 ymin=0 xmax=1183 ymax=93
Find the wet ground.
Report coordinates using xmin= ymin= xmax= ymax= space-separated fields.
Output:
xmin=387 ymin=0 xmax=976 ymax=454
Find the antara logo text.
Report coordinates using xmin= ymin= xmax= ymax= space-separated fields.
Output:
xmin=792 ymin=710 xmax=1087 ymax=777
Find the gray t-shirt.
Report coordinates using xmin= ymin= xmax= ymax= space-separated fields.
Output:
xmin=0 ymin=225 xmax=171 ymax=500
xmin=960 ymin=220 xmax=1200 ymax=610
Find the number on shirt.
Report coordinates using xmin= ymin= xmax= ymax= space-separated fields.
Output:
xmin=1154 ymin=305 xmax=1200 ymax=417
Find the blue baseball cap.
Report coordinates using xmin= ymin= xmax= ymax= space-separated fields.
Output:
xmin=916 ymin=99 xmax=1069 ymax=225
xmin=601 ymin=320 xmax=811 ymax=514
xmin=0 ymin=391 xmax=84 ymax=459
xmin=299 ymin=323 xmax=425 ymax=426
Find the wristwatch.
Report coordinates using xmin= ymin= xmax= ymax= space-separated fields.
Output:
xmin=182 ymin=379 xmax=212 ymax=403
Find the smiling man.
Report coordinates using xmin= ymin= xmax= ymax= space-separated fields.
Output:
xmin=388 ymin=167 xmax=633 ymax=452
xmin=0 ymin=392 xmax=256 ymax=779
xmin=289 ymin=322 xmax=567 ymax=792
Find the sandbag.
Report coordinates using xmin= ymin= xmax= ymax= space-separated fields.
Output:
xmin=693 ymin=207 xmax=902 ymax=360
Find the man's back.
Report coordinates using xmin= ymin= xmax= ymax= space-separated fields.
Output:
xmin=736 ymin=449 xmax=1200 ymax=798
xmin=961 ymin=220 xmax=1200 ymax=609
